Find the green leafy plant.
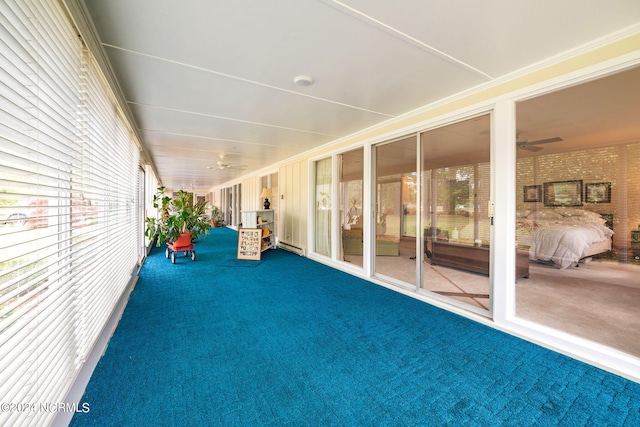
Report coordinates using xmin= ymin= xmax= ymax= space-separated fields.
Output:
xmin=210 ymin=205 xmax=223 ymax=227
xmin=145 ymin=187 xmax=211 ymax=246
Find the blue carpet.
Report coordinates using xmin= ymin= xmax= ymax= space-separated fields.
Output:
xmin=215 ymin=259 xmax=263 ymax=268
xmin=71 ymin=227 xmax=640 ymax=426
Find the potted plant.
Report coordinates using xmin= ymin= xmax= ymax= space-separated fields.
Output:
xmin=145 ymin=186 xmax=211 ymax=246
xmin=210 ymin=205 xmax=223 ymax=227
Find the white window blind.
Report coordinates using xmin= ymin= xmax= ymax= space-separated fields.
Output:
xmin=0 ymin=1 xmax=140 ymax=425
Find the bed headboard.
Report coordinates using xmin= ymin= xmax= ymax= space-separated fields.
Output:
xmin=517 ymin=208 xmax=613 ymax=230
xmin=601 ymin=213 xmax=613 ymax=231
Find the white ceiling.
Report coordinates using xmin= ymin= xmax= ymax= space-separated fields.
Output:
xmin=80 ymin=0 xmax=640 ymax=191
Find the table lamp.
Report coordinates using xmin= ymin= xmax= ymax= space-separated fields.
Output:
xmin=260 ymin=188 xmax=273 ymax=210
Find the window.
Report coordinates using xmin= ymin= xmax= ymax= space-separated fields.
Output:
xmin=314 ymin=157 xmax=332 ymax=257
xmin=0 ymin=1 xmax=140 ymax=425
xmin=515 ymin=67 xmax=640 ymax=355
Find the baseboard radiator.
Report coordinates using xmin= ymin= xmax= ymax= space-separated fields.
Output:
xmin=277 ymin=241 xmax=305 ymax=256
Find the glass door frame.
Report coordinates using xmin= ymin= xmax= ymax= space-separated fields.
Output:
xmin=417 ymin=113 xmax=494 ymax=318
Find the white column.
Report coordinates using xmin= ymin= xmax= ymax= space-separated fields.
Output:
xmin=491 ymin=100 xmax=517 ymax=324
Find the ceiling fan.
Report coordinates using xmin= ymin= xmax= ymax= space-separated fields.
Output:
xmin=516 ymin=134 xmax=563 ymax=152
xmin=207 ymin=154 xmax=247 ymax=171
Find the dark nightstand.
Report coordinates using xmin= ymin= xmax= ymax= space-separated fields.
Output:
xmin=631 ymin=230 xmax=640 ymax=260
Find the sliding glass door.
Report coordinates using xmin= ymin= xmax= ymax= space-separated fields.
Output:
xmin=315 ymin=157 xmax=332 ymax=257
xmin=374 ymin=136 xmax=417 ymax=285
xmin=420 ymin=115 xmax=492 ymax=313
xmin=340 ymin=148 xmax=364 ymax=266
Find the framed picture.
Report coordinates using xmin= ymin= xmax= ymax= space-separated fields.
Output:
xmin=585 ymin=182 xmax=611 ymax=203
xmin=523 ymin=185 xmax=542 ymax=202
xmin=543 ymin=180 xmax=583 ymax=207
xmin=237 ymin=228 xmax=262 ymax=260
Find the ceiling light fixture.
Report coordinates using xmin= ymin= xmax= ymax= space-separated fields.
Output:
xmin=293 ymin=75 xmax=314 ymax=87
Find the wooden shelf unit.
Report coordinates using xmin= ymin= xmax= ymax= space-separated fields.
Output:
xmin=241 ymin=209 xmax=275 ymax=252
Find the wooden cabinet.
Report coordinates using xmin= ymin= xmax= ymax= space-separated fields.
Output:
xmin=241 ymin=210 xmax=275 ymax=251
xmin=430 ymin=240 xmax=529 ymax=279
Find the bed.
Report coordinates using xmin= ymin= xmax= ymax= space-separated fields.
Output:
xmin=516 ymin=208 xmax=613 ymax=269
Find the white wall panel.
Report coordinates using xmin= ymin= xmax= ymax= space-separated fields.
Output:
xmin=279 ymin=160 xmax=308 ymax=251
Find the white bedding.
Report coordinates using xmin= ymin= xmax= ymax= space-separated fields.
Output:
xmin=529 ymin=223 xmax=612 ymax=268
xmin=516 ymin=208 xmax=614 ymax=269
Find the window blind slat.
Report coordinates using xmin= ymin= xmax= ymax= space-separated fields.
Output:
xmin=0 ymin=1 xmax=141 ymax=425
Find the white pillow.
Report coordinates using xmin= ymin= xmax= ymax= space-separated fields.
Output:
xmin=528 ymin=210 xmax=564 ymax=220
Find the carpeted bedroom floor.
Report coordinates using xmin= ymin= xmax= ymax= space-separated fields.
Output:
xmin=516 ymin=261 xmax=640 ymax=357
xmin=359 ymin=238 xmax=640 ymax=356
xmin=70 ymin=227 xmax=640 ymax=426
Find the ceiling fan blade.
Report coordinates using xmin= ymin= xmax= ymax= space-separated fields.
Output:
xmin=527 ymin=137 xmax=563 ymax=145
xmin=520 ymin=145 xmax=544 ymax=152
